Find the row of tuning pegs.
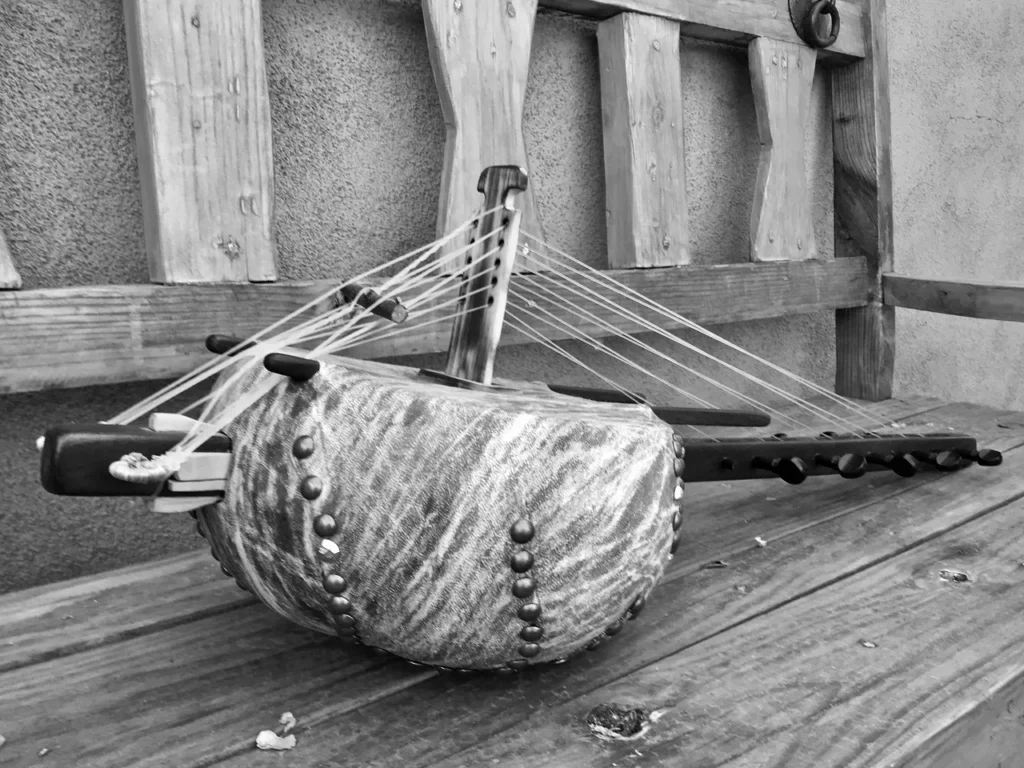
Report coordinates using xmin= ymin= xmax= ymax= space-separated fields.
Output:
xmin=752 ymin=447 xmax=1003 ymax=485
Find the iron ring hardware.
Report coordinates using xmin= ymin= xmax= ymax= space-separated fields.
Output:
xmin=789 ymin=0 xmax=841 ymax=49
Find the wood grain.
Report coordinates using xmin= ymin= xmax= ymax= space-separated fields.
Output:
xmin=748 ymin=38 xmax=817 ymax=262
xmin=124 ymin=0 xmax=277 ymax=284
xmin=0 ymin=259 xmax=871 ymax=394
xmin=0 ymin=550 xmax=253 ymax=673
xmin=832 ymin=0 xmax=895 ymax=400
xmin=0 ymin=224 xmax=21 ymax=289
xmin=883 ymin=274 xmax=1024 ymax=323
xmin=422 ymin=0 xmax=546 ymax=271
xmin=539 ymin=0 xmax=866 ymax=63
xmin=597 ymin=13 xmax=690 ymax=268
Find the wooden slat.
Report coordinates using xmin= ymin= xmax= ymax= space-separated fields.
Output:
xmin=201 ymin=401 xmax=1021 ymax=767
xmin=124 ymin=0 xmax=277 ymax=284
xmin=0 ymin=258 xmax=871 ymax=394
xmin=0 ymin=224 xmax=21 ymax=290
xmin=832 ymin=0 xmax=895 ymax=401
xmin=597 ymin=13 xmax=690 ymax=268
xmin=422 ymin=0 xmax=546 ymax=272
xmin=883 ymin=274 xmax=1024 ymax=323
xmin=0 ymin=550 xmax=253 ymax=674
xmin=430 ymin=461 xmax=1024 ymax=767
xmin=539 ymin=0 xmax=866 ymax=63
xmin=748 ymin=37 xmax=817 ymax=262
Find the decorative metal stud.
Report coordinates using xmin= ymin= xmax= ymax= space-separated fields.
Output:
xmin=336 ymin=625 xmax=358 ymax=637
xmin=317 ymin=539 xmax=340 ymax=562
xmin=605 ymin=619 xmax=624 ymax=636
xmin=327 ymin=595 xmax=353 ymax=614
xmin=672 ymin=509 xmax=683 ymax=531
xmin=512 ymin=577 xmax=536 ymax=598
xmin=313 ymin=513 xmax=338 ymax=537
xmin=196 ymin=520 xmax=206 ymax=538
xmin=518 ymin=603 xmax=542 ymax=622
xmin=629 ymin=594 xmax=646 ymax=618
xmin=507 ymin=659 xmax=530 ymax=670
xmin=520 ymin=625 xmax=544 ymax=642
xmin=510 ymin=550 xmax=534 ymax=573
xmin=674 ymin=483 xmax=683 ymax=500
xmin=235 ymin=578 xmax=249 ymax=593
xmin=510 ymin=519 xmax=535 ymax=544
xmin=220 ymin=564 xmax=233 ymax=578
xmin=292 ymin=435 xmax=315 ymax=459
xmin=673 ymin=458 xmax=685 ymax=477
xmin=334 ymin=613 xmax=357 ymax=629
xmin=670 ymin=537 xmax=680 ymax=555
xmin=300 ymin=475 xmax=324 ymax=501
xmin=323 ymin=573 xmax=348 ymax=594
xmin=519 ymin=643 xmax=541 ymax=658
xmin=586 ymin=637 xmax=602 ymax=651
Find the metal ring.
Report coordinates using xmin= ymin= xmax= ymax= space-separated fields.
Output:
xmin=801 ymin=0 xmax=841 ymax=49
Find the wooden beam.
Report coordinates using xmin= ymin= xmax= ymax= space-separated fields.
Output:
xmin=832 ymin=0 xmax=894 ymax=401
xmin=539 ymin=0 xmax=865 ymax=63
xmin=748 ymin=37 xmax=817 ymax=262
xmin=0 ymin=225 xmax=21 ymax=290
xmin=123 ymin=0 xmax=277 ymax=284
xmin=0 ymin=259 xmax=870 ymax=394
xmin=422 ymin=0 xmax=546 ymax=272
xmin=883 ymin=274 xmax=1024 ymax=323
xmin=597 ymin=13 xmax=690 ymax=268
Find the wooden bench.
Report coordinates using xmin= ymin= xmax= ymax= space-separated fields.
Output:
xmin=3 ymin=0 xmax=1024 ymax=765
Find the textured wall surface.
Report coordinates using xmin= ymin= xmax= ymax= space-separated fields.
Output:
xmin=0 ymin=0 xmax=1015 ymax=592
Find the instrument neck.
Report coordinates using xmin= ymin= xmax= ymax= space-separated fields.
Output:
xmin=444 ymin=166 xmax=528 ymax=386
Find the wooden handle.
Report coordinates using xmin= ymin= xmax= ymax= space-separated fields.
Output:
xmin=40 ymin=423 xmax=231 ymax=497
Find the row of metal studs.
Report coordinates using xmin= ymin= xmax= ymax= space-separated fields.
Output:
xmin=192 ymin=508 xmax=252 ymax=593
xmin=670 ymin=433 xmax=685 ymax=556
xmin=293 ymin=435 xmax=358 ymax=645
xmin=509 ymin=518 xmax=541 ymax=670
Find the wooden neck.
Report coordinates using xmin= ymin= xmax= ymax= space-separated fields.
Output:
xmin=444 ymin=166 xmax=528 ymax=386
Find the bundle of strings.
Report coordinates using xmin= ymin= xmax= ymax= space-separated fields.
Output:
xmin=105 ymin=212 xmax=895 ymax=484
xmin=105 ymin=205 xmax=506 ymax=481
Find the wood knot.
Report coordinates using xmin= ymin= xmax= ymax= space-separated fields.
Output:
xmin=585 ymin=703 xmax=653 ymax=741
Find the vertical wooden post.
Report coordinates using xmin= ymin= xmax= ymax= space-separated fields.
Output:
xmin=832 ymin=0 xmax=894 ymax=400
xmin=124 ymin=0 xmax=277 ymax=284
xmin=597 ymin=13 xmax=690 ymax=268
xmin=422 ymin=0 xmax=545 ymax=272
xmin=0 ymin=227 xmax=21 ymax=290
xmin=748 ymin=37 xmax=817 ymax=263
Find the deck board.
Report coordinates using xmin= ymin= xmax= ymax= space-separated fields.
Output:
xmin=1 ymin=397 xmax=1021 ymax=767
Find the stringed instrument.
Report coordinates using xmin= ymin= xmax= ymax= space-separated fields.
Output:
xmin=37 ymin=166 xmax=1002 ymax=672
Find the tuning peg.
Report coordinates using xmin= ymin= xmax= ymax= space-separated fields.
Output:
xmin=911 ymin=449 xmax=963 ymax=472
xmin=206 ymin=334 xmax=256 ymax=356
xmin=814 ymin=453 xmax=867 ymax=479
xmin=866 ymin=451 xmax=919 ymax=478
xmin=962 ymin=448 xmax=1003 ymax=467
xmin=264 ymin=353 xmax=320 ymax=382
xmin=751 ymin=456 xmax=808 ymax=485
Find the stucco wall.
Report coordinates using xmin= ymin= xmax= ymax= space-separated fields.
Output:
xmin=0 ymin=0 xmax=1016 ymax=593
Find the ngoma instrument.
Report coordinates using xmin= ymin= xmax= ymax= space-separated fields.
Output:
xmin=38 ymin=166 xmax=1002 ymax=672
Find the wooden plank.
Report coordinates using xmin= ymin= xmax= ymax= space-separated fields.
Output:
xmin=0 ymin=550 xmax=253 ymax=674
xmin=434 ymin=462 xmax=1024 ymax=768
xmin=597 ymin=13 xmax=690 ymax=268
xmin=748 ymin=37 xmax=818 ymax=262
xmin=123 ymin=0 xmax=277 ymax=284
xmin=883 ymin=274 xmax=1024 ymax=323
xmin=205 ymin=399 xmax=1000 ymax=768
xmin=0 ymin=258 xmax=871 ymax=394
xmin=422 ymin=0 xmax=547 ymax=272
xmin=0 ymin=224 xmax=22 ymax=289
xmin=832 ymin=0 xmax=895 ymax=401
xmin=539 ymin=0 xmax=866 ymax=63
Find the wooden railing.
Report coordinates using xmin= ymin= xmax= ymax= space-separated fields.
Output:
xmin=0 ymin=0 xmax=938 ymax=401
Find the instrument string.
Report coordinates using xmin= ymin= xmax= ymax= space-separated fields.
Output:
xmin=109 ymin=210 xmax=500 ymax=431
xmin=505 ymin=275 xmax=814 ymax=434
xmin=502 ymin=311 xmax=721 ymax=441
xmin=517 ymin=236 xmax=881 ymax=434
xmin=520 ymin=231 xmax=889 ymax=433
xmin=507 ymin=256 xmax=835 ymax=433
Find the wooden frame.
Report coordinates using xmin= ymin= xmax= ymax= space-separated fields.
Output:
xmin=3 ymin=0 xmax=1016 ymax=400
